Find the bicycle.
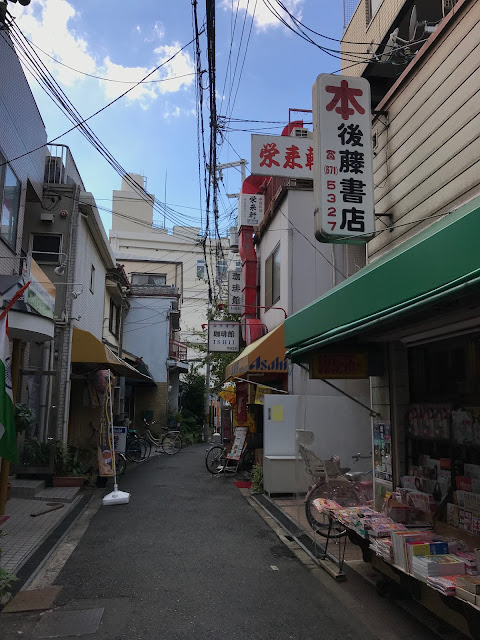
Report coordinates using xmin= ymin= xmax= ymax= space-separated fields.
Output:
xmin=205 ymin=438 xmax=254 ymax=475
xmin=143 ymin=418 xmax=183 ymax=455
xmin=125 ymin=429 xmax=151 ymax=463
xmin=300 ymin=444 xmax=372 ymax=538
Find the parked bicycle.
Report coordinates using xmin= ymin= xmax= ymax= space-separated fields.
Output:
xmin=143 ymin=418 xmax=183 ymax=455
xmin=125 ymin=429 xmax=151 ymax=463
xmin=205 ymin=438 xmax=254 ymax=475
xmin=300 ymin=444 xmax=372 ymax=538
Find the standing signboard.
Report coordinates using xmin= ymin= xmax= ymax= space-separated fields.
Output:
xmin=227 ymin=426 xmax=248 ymax=460
xmin=251 ymin=134 xmax=314 ymax=180
xmin=238 ymin=193 xmax=265 ymax=228
xmin=113 ymin=426 xmax=127 ymax=454
xmin=312 ymin=74 xmax=375 ymax=244
xmin=228 ymin=269 xmax=244 ymax=314
xmin=208 ymin=321 xmax=240 ymax=352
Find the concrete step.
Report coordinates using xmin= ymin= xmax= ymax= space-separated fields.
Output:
xmin=33 ymin=486 xmax=81 ymax=503
xmin=9 ymin=479 xmax=45 ymax=499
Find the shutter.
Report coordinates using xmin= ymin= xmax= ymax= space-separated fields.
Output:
xmin=265 ymin=254 xmax=273 ymax=308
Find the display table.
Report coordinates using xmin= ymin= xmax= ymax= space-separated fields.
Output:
xmin=313 ymin=499 xmax=480 ymax=639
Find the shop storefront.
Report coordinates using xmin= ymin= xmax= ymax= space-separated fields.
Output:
xmin=284 ymin=195 xmax=480 ymax=636
xmin=224 ymin=323 xmax=288 ymax=445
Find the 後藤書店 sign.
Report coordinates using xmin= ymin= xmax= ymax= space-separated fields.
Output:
xmin=312 ymin=74 xmax=375 ymax=244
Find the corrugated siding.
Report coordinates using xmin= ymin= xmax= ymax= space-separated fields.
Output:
xmin=369 ymin=0 xmax=480 ymax=259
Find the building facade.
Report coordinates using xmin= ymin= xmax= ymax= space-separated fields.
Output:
xmin=109 ymin=173 xmax=236 ymax=364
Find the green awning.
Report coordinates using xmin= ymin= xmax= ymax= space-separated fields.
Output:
xmin=285 ymin=195 xmax=480 ymax=361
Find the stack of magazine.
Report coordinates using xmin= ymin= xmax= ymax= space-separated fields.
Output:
xmin=412 ymin=555 xmax=466 ymax=581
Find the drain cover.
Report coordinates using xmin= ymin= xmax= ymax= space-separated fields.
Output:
xmin=2 ymin=586 xmax=62 ymax=613
xmin=33 ymin=608 xmax=104 ymax=637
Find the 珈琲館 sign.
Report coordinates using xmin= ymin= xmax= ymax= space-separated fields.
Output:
xmin=312 ymin=74 xmax=375 ymax=244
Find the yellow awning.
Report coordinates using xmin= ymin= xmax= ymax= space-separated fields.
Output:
xmin=225 ymin=324 xmax=287 ymax=380
xmin=71 ymin=327 xmax=152 ymax=381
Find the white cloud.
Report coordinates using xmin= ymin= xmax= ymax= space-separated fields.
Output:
xmin=221 ymin=0 xmax=304 ymax=30
xmin=154 ymin=43 xmax=195 ymax=94
xmin=13 ymin=0 xmax=194 ymax=109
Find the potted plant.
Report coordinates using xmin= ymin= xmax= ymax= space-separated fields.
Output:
xmin=15 ymin=403 xmax=37 ymax=435
xmin=52 ymin=441 xmax=85 ymax=487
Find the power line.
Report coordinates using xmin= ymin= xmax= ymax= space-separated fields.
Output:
xmin=21 ymin=34 xmax=197 ymax=84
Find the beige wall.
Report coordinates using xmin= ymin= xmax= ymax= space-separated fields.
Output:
xmin=342 ymin=0 xmax=408 ymax=76
xmin=134 ymin=383 xmax=169 ymax=430
xmin=368 ymin=0 xmax=480 ymax=259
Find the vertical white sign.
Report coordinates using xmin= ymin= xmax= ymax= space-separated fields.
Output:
xmin=312 ymin=74 xmax=375 ymax=244
xmin=238 ymin=193 xmax=265 ymax=228
xmin=208 ymin=321 xmax=240 ymax=352
xmin=228 ymin=269 xmax=243 ymax=314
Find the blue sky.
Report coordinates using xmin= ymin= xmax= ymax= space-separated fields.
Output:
xmin=11 ymin=0 xmax=346 ymax=235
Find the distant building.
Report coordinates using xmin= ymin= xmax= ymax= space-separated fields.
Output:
xmin=109 ymin=174 xmax=238 ymax=365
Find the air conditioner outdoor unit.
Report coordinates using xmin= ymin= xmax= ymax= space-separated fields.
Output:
xmin=290 ymin=128 xmax=311 ymax=139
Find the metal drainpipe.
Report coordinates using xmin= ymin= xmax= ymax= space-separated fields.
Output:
xmin=56 ymin=186 xmax=79 ymax=441
xmin=37 ymin=342 xmax=50 ymax=441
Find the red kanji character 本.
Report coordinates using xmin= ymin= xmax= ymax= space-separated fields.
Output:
xmin=326 ymin=149 xmax=336 ymax=160
xmin=283 ymin=144 xmax=302 ymax=170
xmin=259 ymin=143 xmax=280 ymax=168
xmin=305 ymin=146 xmax=314 ymax=170
xmin=325 ymin=79 xmax=365 ymax=121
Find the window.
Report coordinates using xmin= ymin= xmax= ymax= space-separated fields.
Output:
xmin=366 ymin=0 xmax=383 ymax=25
xmin=90 ymin=264 xmax=95 ymax=293
xmin=31 ymin=234 xmax=62 ymax=263
xmin=109 ymin=299 xmax=120 ymax=338
xmin=130 ymin=273 xmax=166 ymax=286
xmin=265 ymin=243 xmax=280 ymax=308
xmin=196 ymin=260 xmax=205 ymax=280
xmin=216 ymin=259 xmax=228 ymax=281
xmin=0 ymin=158 xmax=21 ymax=249
xmin=235 ymin=260 xmax=242 ymax=271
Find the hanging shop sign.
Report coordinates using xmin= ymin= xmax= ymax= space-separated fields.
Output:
xmin=228 ymin=269 xmax=244 ymax=314
xmin=26 ymin=258 xmax=56 ymax=319
xmin=238 ymin=193 xmax=265 ymax=228
xmin=310 ymin=351 xmax=368 ymax=379
xmin=251 ymin=134 xmax=314 ymax=180
xmin=208 ymin=321 xmax=240 ymax=353
xmin=312 ymin=74 xmax=375 ymax=244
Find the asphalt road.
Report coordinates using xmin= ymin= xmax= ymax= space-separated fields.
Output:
xmin=0 ymin=445 xmax=456 ymax=639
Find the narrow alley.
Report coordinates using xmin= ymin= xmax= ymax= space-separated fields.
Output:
xmin=0 ymin=448 xmax=453 ymax=640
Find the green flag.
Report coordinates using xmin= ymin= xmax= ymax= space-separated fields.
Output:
xmin=0 ymin=316 xmax=17 ymax=463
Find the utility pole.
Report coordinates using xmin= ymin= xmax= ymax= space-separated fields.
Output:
xmin=213 ymin=160 xmax=248 ymax=198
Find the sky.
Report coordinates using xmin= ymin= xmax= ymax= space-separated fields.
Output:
xmin=9 ymin=0 xmax=347 ymax=236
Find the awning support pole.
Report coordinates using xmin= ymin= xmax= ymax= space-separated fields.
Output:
xmin=297 ymin=363 xmax=379 ymax=418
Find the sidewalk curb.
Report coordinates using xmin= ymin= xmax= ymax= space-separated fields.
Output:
xmin=0 ymin=492 xmax=99 ymax=609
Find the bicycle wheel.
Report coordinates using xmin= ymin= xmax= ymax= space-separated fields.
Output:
xmin=114 ymin=452 xmax=127 ymax=476
xmin=305 ymin=482 xmax=348 ymax=538
xmin=140 ymin=437 xmax=152 ymax=460
xmin=161 ymin=432 xmax=182 ymax=455
xmin=126 ymin=438 xmax=148 ymax=463
xmin=205 ymin=445 xmax=226 ymax=474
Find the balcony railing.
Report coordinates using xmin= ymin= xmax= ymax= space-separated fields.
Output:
xmin=169 ymin=339 xmax=187 ymax=362
xmin=45 ymin=144 xmax=85 ymax=190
